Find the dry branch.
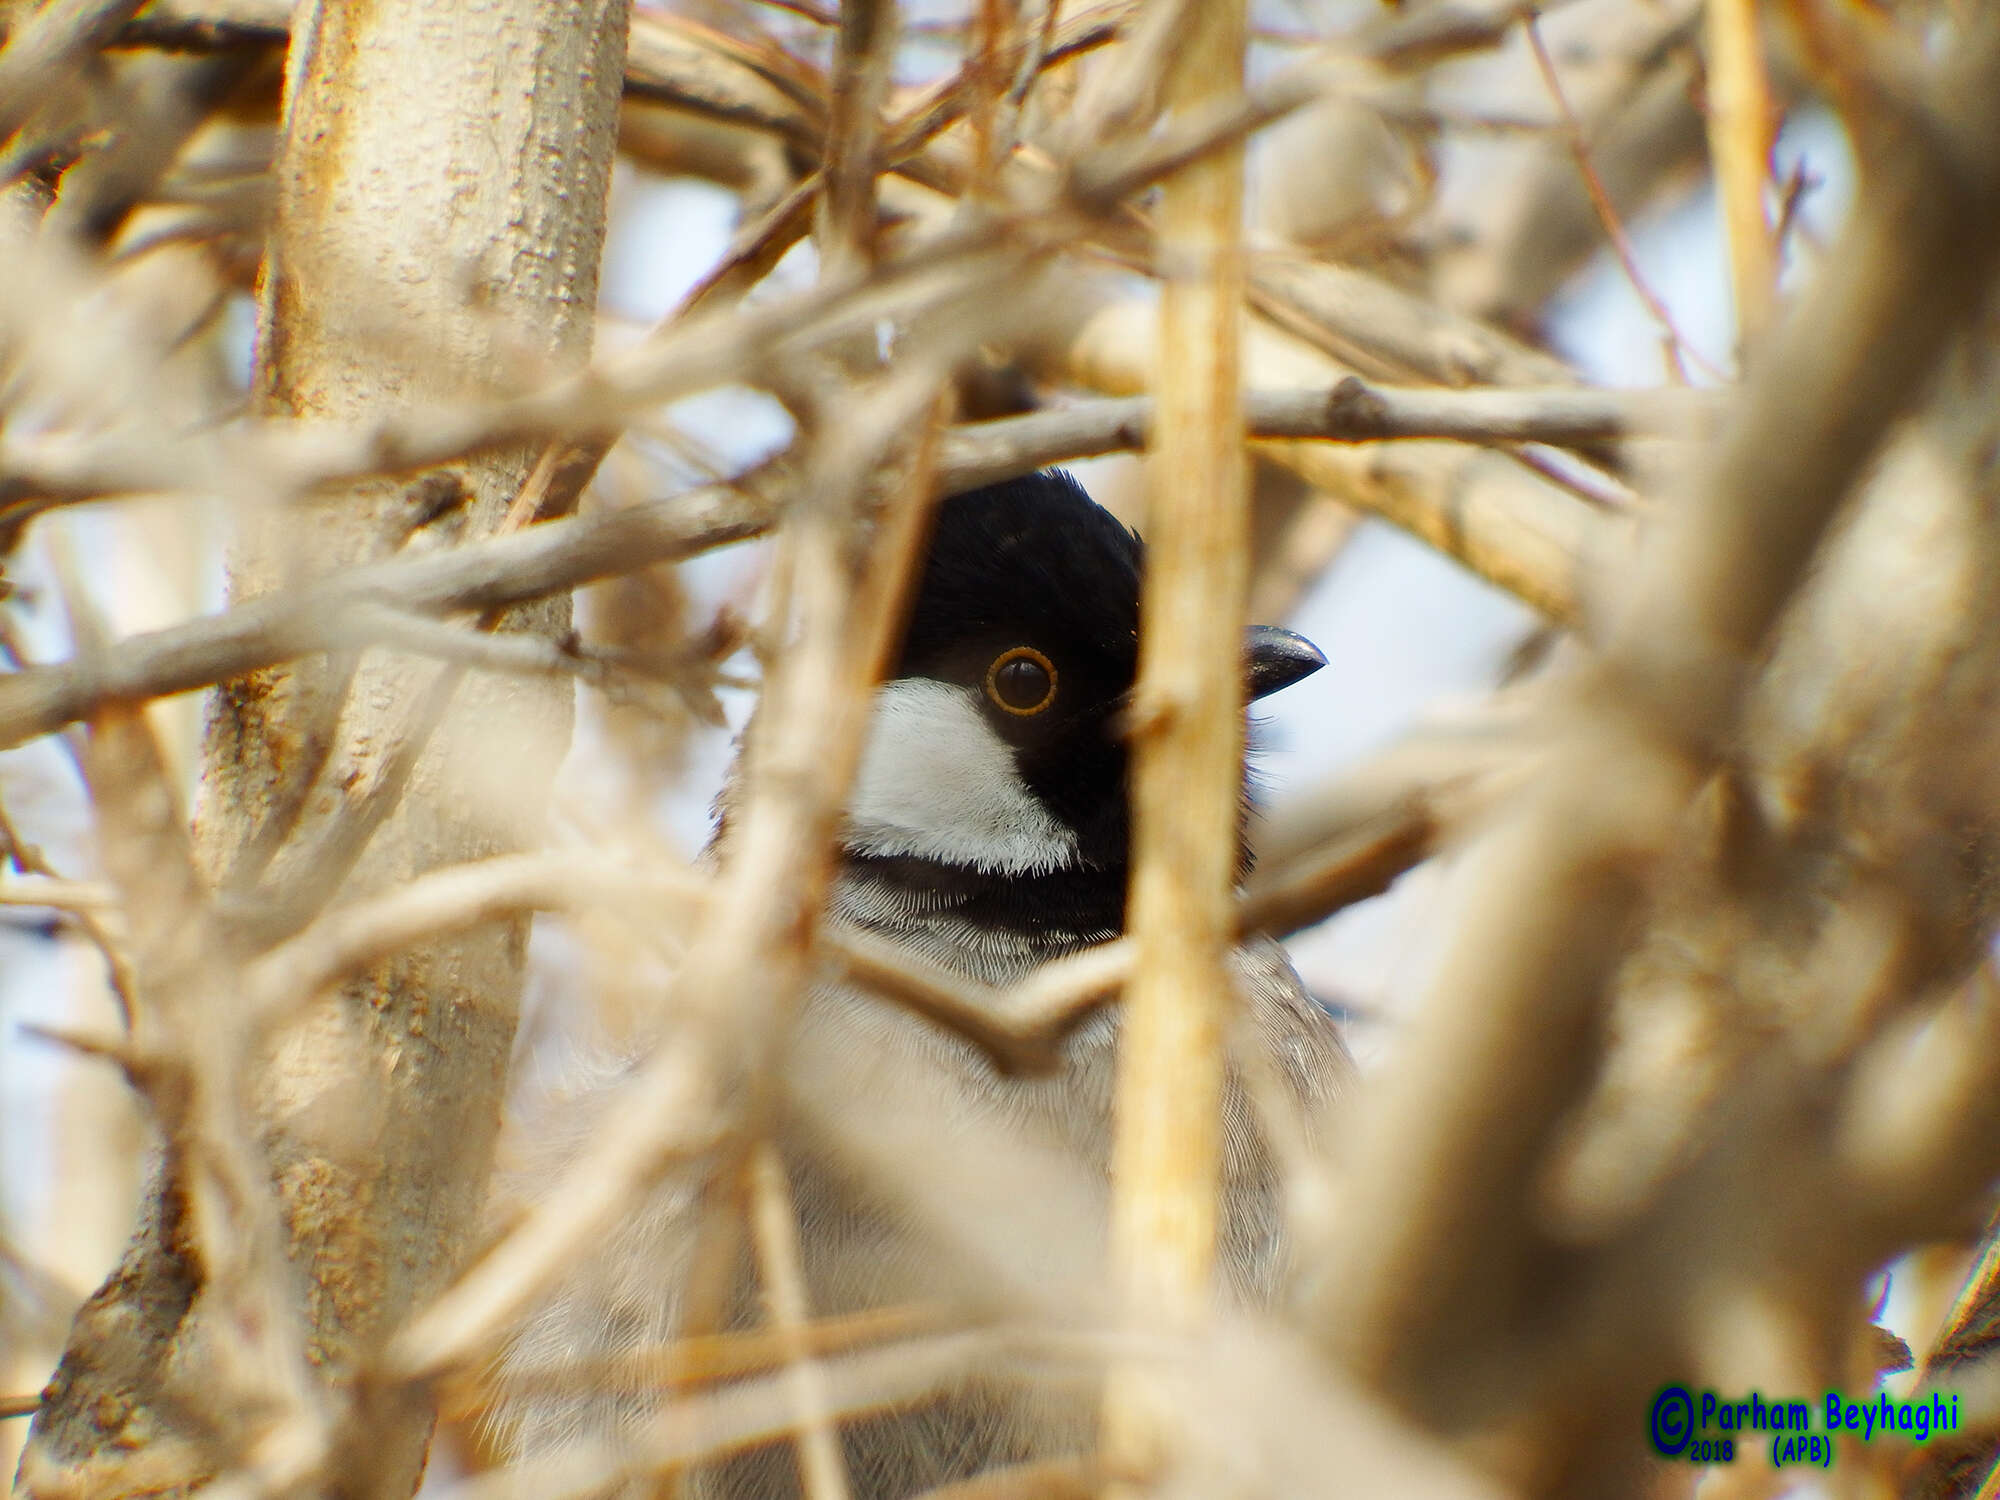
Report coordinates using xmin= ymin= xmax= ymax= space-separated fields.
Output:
xmin=0 ymin=791 xmax=138 ymax=1021
xmin=466 ymin=1304 xmax=943 ymax=1411
xmin=111 ymin=0 xmax=1138 ymax=195
xmin=1051 ymin=291 xmax=1619 ymax=623
xmin=1433 ymin=0 xmax=1711 ymax=329
xmin=0 ymin=367 xmax=1669 ymax=755
xmin=13 ymin=1 xmax=631 ymax=1493
xmin=1101 ymin=0 xmax=1248 ymax=1488
xmin=817 ymin=0 xmax=896 ymax=276
xmin=0 ymin=60 xmax=1308 ymax=528
xmin=1703 ymin=0 xmax=1779 ymax=345
xmin=11 ymin=3 xmax=1997 ymax=1499
xmin=0 ymin=477 xmax=777 ymax=751
xmin=383 ymin=362 xmax=961 ymax=1390
xmin=941 ymin=380 xmax=1706 ymax=489
xmin=0 ymin=705 xmax=1466 ymax=1099
xmin=238 ymin=853 xmax=702 ymax=1031
xmin=16 ymin=595 xmax=326 ymax=1500
xmin=1248 ymin=253 xmax=1577 ymax=389
xmin=1322 ymin=13 xmax=2000 ymax=1490
xmin=748 ymin=1139 xmax=855 ymax=1500
xmin=1524 ymin=12 xmax=1716 ymax=381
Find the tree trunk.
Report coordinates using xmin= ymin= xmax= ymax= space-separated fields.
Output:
xmin=13 ymin=1 xmax=627 ymax=1495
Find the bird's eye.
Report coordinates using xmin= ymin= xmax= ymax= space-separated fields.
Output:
xmin=984 ymin=646 xmax=1057 ymax=717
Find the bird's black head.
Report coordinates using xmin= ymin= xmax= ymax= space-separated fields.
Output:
xmin=841 ymin=469 xmax=1323 ymax=940
xmin=892 ymin=470 xmax=1141 ymax=871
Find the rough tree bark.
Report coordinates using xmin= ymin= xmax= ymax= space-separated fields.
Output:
xmin=14 ymin=1 xmax=628 ymax=1496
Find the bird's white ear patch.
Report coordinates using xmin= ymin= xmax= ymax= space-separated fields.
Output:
xmin=844 ymin=680 xmax=1078 ymax=875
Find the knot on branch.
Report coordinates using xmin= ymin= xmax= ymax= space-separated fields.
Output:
xmin=1325 ymin=375 xmax=1390 ymax=440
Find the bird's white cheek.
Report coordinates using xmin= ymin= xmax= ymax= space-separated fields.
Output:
xmin=843 ymin=680 xmax=1078 ymax=875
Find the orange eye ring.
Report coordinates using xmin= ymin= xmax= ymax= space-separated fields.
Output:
xmin=984 ymin=646 xmax=1058 ymax=717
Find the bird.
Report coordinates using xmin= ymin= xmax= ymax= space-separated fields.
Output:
xmin=496 ymin=468 xmax=1352 ymax=1497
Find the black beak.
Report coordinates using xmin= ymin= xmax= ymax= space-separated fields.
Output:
xmin=1245 ymin=624 xmax=1326 ymax=701
xmin=1106 ymin=625 xmax=1327 ymax=739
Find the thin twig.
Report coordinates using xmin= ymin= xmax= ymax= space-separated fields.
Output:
xmin=1507 ymin=443 xmax=1648 ymax=513
xmin=463 ymin=1305 xmax=943 ymax=1410
xmin=748 ymin=1140 xmax=855 ymax=1500
xmin=0 ymin=876 xmax=116 ymax=911
xmin=752 ymin=0 xmax=837 ymax=24
xmin=1062 ymin=0 xmax=1199 ymax=148
xmin=1524 ymin=10 xmax=1726 ymax=383
xmin=457 ymin=1328 xmax=1096 ymax=1500
xmin=0 ymin=474 xmax=782 ymax=753
xmin=1771 ymin=152 xmax=1818 ymax=265
xmin=817 ymin=0 xmax=897 ymax=277
xmin=941 ymin=381 xmax=1708 ymax=489
xmin=0 ymin=793 xmax=138 ymax=1025
xmin=238 ymin=853 xmax=704 ymax=1030
xmin=885 ymin=1 xmax=1139 ymax=163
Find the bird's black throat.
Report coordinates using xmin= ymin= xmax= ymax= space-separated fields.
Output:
xmin=839 ymin=851 xmax=1126 ymax=946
